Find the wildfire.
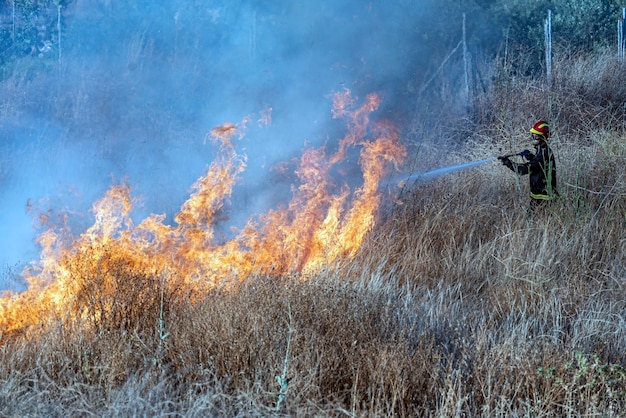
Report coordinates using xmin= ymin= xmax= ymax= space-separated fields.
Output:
xmin=0 ymin=90 xmax=406 ymax=336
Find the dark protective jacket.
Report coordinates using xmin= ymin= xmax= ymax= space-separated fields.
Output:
xmin=504 ymin=144 xmax=558 ymax=201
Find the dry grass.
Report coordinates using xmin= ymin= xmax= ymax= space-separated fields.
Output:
xmin=1 ymin=50 xmax=626 ymax=416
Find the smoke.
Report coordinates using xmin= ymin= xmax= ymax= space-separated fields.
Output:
xmin=0 ymin=0 xmax=476 ymax=285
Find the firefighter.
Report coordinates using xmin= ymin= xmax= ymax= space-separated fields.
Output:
xmin=498 ymin=121 xmax=558 ymax=209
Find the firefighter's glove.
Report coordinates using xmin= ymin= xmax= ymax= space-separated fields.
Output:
xmin=519 ymin=149 xmax=533 ymax=160
xmin=498 ymin=156 xmax=513 ymax=168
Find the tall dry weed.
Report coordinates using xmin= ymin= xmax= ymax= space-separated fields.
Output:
xmin=1 ymin=48 xmax=626 ymax=416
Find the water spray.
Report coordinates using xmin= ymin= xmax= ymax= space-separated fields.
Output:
xmin=386 ymin=150 xmax=529 ymax=187
xmin=392 ymin=158 xmax=496 ymax=185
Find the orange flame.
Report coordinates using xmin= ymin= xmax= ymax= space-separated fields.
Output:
xmin=0 ymin=90 xmax=406 ymax=336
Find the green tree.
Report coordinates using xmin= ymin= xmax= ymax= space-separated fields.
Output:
xmin=484 ymin=0 xmax=624 ymax=51
xmin=1 ymin=0 xmax=73 ymax=75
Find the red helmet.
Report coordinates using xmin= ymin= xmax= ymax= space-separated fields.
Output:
xmin=530 ymin=121 xmax=550 ymax=138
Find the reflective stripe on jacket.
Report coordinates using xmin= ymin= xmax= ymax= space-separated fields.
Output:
xmin=507 ymin=145 xmax=558 ymax=200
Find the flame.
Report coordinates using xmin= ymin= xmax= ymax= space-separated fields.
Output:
xmin=0 ymin=90 xmax=406 ymax=336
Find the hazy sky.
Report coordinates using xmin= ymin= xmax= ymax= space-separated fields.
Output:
xmin=1 ymin=0 xmax=463 ymax=285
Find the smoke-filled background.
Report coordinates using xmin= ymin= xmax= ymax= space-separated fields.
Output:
xmin=0 ymin=1 xmax=466 ymax=281
xmin=4 ymin=0 xmax=583 ymax=288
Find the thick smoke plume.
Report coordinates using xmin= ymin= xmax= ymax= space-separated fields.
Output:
xmin=0 ymin=0 xmax=470 ymax=287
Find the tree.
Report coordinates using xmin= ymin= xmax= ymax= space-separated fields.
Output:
xmin=484 ymin=0 xmax=624 ymax=52
xmin=0 ymin=0 xmax=74 ymax=73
